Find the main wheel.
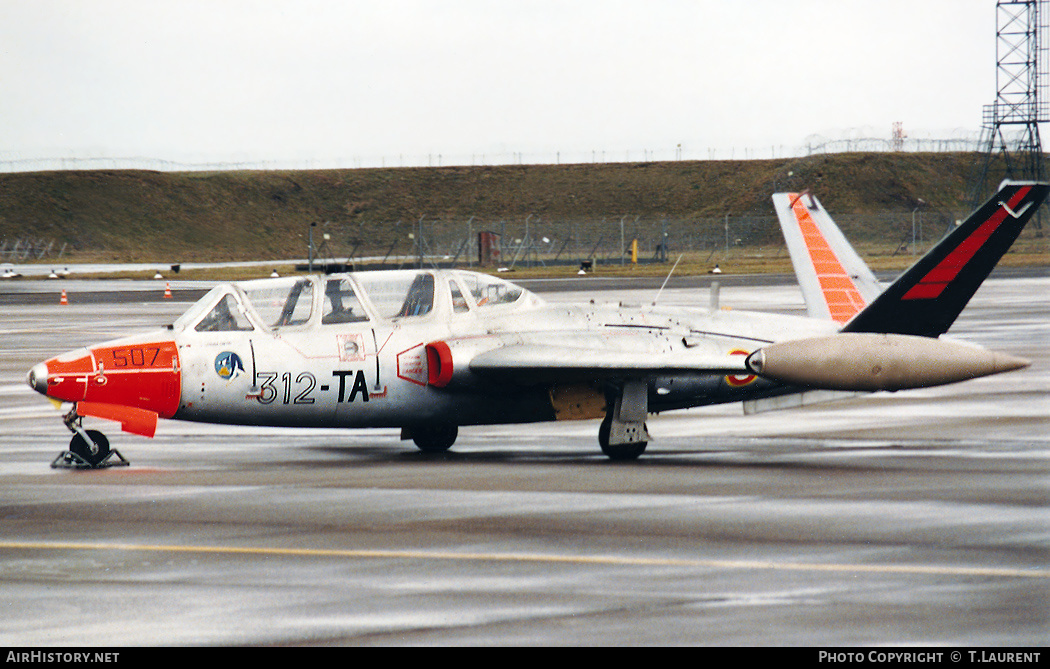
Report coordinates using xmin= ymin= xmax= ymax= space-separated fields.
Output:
xmin=412 ymin=423 xmax=458 ymax=453
xmin=69 ymin=430 xmax=110 ymax=466
xmin=598 ymin=414 xmax=647 ymax=461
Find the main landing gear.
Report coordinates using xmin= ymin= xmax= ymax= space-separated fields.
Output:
xmin=402 ymin=422 xmax=459 ymax=453
xmin=51 ymin=404 xmax=129 ymax=469
xmin=598 ymin=380 xmax=650 ymax=460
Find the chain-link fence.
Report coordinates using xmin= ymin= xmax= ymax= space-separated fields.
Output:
xmin=0 ymin=237 xmax=66 ymax=261
xmin=306 ymin=209 xmax=978 ymax=272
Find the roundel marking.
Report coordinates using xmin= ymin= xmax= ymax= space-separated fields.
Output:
xmin=725 ymin=349 xmax=756 ymax=387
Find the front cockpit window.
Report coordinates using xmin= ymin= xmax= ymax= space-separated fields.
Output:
xmin=355 ymin=271 xmax=435 ymax=320
xmin=174 ymin=285 xmax=255 ymax=333
xmin=195 ymin=293 xmax=254 ymax=332
xmin=242 ymin=278 xmax=314 ymax=328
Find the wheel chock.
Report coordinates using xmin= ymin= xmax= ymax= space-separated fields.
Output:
xmin=50 ymin=449 xmax=130 ymax=470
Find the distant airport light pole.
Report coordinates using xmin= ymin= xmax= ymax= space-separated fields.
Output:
xmin=725 ymin=214 xmax=730 ymax=258
xmin=309 ymin=222 xmax=317 ymax=272
xmin=620 ymin=215 xmax=627 ymax=265
xmin=912 ymin=199 xmax=926 ymax=254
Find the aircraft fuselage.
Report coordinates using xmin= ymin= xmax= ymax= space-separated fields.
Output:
xmin=29 ymin=272 xmax=833 ymax=437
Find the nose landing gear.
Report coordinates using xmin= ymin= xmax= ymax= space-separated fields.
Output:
xmin=51 ymin=404 xmax=129 ymax=469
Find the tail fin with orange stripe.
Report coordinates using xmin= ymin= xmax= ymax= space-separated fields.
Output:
xmin=843 ymin=180 xmax=1049 ymax=337
xmin=773 ymin=191 xmax=883 ymax=323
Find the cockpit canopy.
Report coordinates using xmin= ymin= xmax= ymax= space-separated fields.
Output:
xmin=173 ymin=269 xmax=538 ymax=333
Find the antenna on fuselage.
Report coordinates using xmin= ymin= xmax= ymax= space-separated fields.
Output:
xmin=652 ymin=254 xmax=683 ymax=306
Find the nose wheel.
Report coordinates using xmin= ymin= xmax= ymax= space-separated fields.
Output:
xmin=51 ymin=404 xmax=129 ymax=469
xmin=68 ymin=429 xmax=110 ymax=466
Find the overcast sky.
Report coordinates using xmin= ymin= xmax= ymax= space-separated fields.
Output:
xmin=0 ymin=0 xmax=996 ymax=168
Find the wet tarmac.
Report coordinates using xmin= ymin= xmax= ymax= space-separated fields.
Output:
xmin=0 ymin=276 xmax=1046 ymax=646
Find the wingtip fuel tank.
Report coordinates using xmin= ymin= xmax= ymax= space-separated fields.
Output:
xmin=745 ymin=333 xmax=1029 ymax=392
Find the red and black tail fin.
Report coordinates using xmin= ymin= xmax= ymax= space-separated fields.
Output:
xmin=843 ymin=180 xmax=1049 ymax=337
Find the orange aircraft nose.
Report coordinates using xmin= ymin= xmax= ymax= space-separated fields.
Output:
xmin=28 ymin=339 xmax=182 ymax=419
xmin=28 ymin=348 xmax=95 ymax=403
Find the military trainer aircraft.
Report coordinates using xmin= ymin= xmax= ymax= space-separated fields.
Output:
xmin=26 ymin=181 xmax=1048 ymax=464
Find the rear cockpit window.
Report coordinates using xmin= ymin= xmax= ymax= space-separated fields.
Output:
xmin=195 ymin=293 xmax=254 ymax=332
xmin=355 ymin=271 xmax=435 ymax=320
xmin=398 ymin=273 xmax=434 ymax=317
xmin=322 ymin=278 xmax=370 ymax=324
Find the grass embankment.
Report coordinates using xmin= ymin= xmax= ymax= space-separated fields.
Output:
xmin=1 ymin=152 xmax=1046 ymax=279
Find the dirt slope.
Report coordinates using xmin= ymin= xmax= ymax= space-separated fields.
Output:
xmin=0 ymin=152 xmax=1004 ymax=262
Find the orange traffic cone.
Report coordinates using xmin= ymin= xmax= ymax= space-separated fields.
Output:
xmin=164 ymin=282 xmax=172 ymax=299
xmin=59 ymin=289 xmax=68 ymax=305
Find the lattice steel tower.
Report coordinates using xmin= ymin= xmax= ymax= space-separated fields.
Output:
xmin=971 ymin=0 xmax=1048 ymax=214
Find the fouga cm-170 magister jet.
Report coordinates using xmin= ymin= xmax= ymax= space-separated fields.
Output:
xmin=26 ymin=181 xmax=1049 ymax=465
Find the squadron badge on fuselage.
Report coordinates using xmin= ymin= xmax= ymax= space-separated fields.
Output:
xmin=214 ymin=351 xmax=245 ymax=380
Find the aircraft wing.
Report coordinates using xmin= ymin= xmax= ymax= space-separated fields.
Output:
xmin=467 ymin=343 xmax=748 ymax=384
xmin=772 ymin=191 xmax=883 ymax=323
